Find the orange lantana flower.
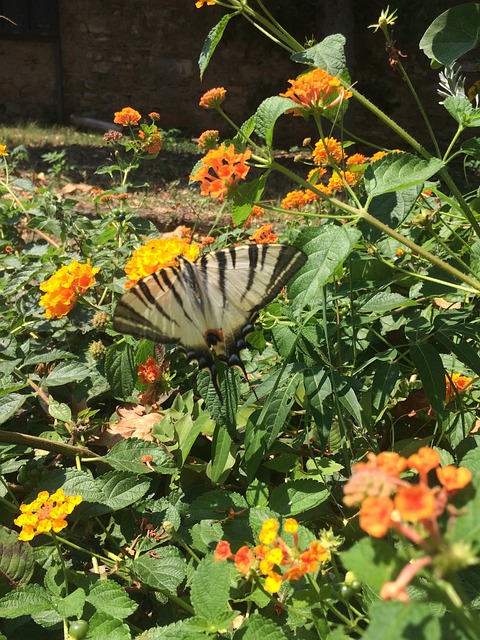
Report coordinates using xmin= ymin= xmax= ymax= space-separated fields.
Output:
xmin=124 ymin=236 xmax=200 ymax=288
xmin=280 ymin=68 xmax=352 ymax=116
xmin=445 ymin=372 xmax=473 ymax=403
xmin=214 ymin=540 xmax=233 ymax=561
xmin=407 ymin=447 xmax=441 ymax=476
xmin=234 ymin=546 xmax=256 ymax=574
xmin=195 ymin=0 xmax=216 ymax=7
xmin=137 ymin=356 xmax=164 ymax=385
xmin=436 ymin=465 xmax=472 ymax=491
xmin=327 ymin=170 xmax=358 ymax=192
xmin=113 ymin=107 xmax=142 ymax=126
xmin=312 ymin=137 xmax=344 ymax=165
xmin=359 ymin=496 xmax=394 ymax=538
xmin=190 ymin=144 xmax=251 ymax=200
xmin=394 ymin=484 xmax=435 ymax=522
xmin=282 ymin=190 xmax=308 ymax=210
xmin=250 ymin=224 xmax=278 ymax=244
xmin=39 ymin=260 xmax=100 ymax=319
xmin=199 ymin=87 xmax=227 ymax=109
xmin=346 ymin=153 xmax=368 ymax=166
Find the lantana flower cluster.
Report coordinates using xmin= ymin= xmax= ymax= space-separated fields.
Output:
xmin=445 ymin=372 xmax=474 ymax=404
xmin=110 ymin=107 xmax=163 ymax=156
xmin=280 ymin=67 xmax=352 ymax=117
xmin=39 ymin=259 xmax=100 ymax=319
xmin=215 ymin=517 xmax=329 ymax=594
xmin=14 ymin=489 xmax=83 ymax=541
xmin=343 ymin=447 xmax=473 ymax=602
xmin=191 ymin=142 xmax=251 ymax=201
xmin=124 ymin=236 xmax=200 ymax=288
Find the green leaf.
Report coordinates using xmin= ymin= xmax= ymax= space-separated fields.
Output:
xmin=363 ymin=186 xmax=421 ymax=242
xmin=365 ymin=153 xmax=444 ymax=198
xmin=199 ymin=13 xmax=233 ymax=79
xmin=56 ymin=587 xmax=85 ymax=618
xmin=444 ymin=96 xmax=480 ymax=127
xmin=190 ymin=521 xmax=224 ymax=554
xmin=241 ymin=613 xmax=288 ymax=640
xmin=208 ymin=424 xmax=235 ymax=484
xmin=96 ymin=471 xmax=151 ymax=511
xmin=0 ymin=526 xmax=35 ymax=597
xmin=190 ymin=554 xmax=231 ymax=622
xmin=231 ymin=174 xmax=268 ymax=226
xmin=254 ymin=96 xmax=299 ymax=146
xmin=371 ymin=362 xmax=401 ymax=424
xmin=87 ymin=580 xmax=138 ymax=619
xmin=141 ymin=621 xmax=210 ymax=640
xmin=44 ymin=361 xmax=91 ymax=387
xmin=23 ymin=349 xmax=75 ymax=366
xmin=87 ymin=611 xmax=132 ymax=640
xmin=364 ymin=601 xmax=441 ymax=640
xmin=102 ymin=439 xmax=177 ymax=475
xmin=290 ymin=226 xmax=360 ymax=310
xmin=0 ymin=393 xmax=27 ymax=425
xmin=270 ymin=479 xmax=329 ymax=516
xmin=450 ymin=446 xmax=480 ymax=546
xmin=0 ymin=583 xmax=52 ymax=617
xmin=105 ymin=342 xmax=136 ymax=399
xmin=410 ymin=343 xmax=446 ymax=420
xmin=48 ymin=398 xmax=72 ymax=424
xmin=291 ymin=34 xmax=348 ymax=77
xmin=189 ymin=489 xmax=248 ymax=521
xmin=435 ymin=332 xmax=480 ymax=377
xmin=133 ymin=546 xmax=187 ymax=594
xmin=419 ymin=3 xmax=480 ymax=66
xmin=341 ymin=537 xmax=399 ymax=591
xmin=358 ymin=292 xmax=413 ymax=313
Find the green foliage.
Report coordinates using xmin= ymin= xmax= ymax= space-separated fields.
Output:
xmin=1 ymin=1 xmax=480 ymax=638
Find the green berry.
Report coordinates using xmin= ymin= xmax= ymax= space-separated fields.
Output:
xmin=69 ymin=619 xmax=89 ymax=639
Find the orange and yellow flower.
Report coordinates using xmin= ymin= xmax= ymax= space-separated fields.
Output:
xmin=14 ymin=489 xmax=83 ymax=541
xmin=280 ymin=68 xmax=352 ymax=116
xmin=281 ymin=190 xmax=308 ymax=211
xmin=137 ymin=356 xmax=165 ymax=385
xmin=327 ymin=170 xmax=358 ymax=192
xmin=0 ymin=144 xmax=8 ymax=157
xmin=39 ymin=260 xmax=100 ymax=319
xmin=436 ymin=465 xmax=472 ymax=491
xmin=190 ymin=143 xmax=251 ymax=201
xmin=195 ymin=0 xmax=216 ymax=7
xmin=312 ymin=137 xmax=344 ymax=165
xmin=250 ymin=223 xmax=278 ymax=244
xmin=113 ymin=107 xmax=142 ymax=126
xmin=445 ymin=372 xmax=473 ymax=404
xmin=139 ymin=128 xmax=162 ymax=155
xmin=124 ymin=236 xmax=200 ymax=288
xmin=199 ymin=87 xmax=227 ymax=109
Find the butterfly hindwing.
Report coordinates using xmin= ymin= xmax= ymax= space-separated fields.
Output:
xmin=113 ymin=243 xmax=307 ymax=367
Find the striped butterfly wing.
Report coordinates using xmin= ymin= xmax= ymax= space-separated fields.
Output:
xmin=113 ymin=243 xmax=306 ymax=368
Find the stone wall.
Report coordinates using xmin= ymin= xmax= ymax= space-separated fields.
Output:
xmin=0 ymin=0 xmax=468 ymax=150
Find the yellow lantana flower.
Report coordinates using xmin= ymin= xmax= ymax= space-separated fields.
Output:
xmin=14 ymin=489 xmax=83 ymax=541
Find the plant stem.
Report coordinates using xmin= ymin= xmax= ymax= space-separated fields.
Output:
xmin=0 ymin=429 xmax=101 ymax=461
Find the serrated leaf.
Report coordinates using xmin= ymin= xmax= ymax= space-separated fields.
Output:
xmin=419 ymin=3 xmax=480 ymax=66
xmin=23 ymin=349 xmax=74 ymax=366
xmin=289 ymin=226 xmax=361 ymax=310
xmin=189 ymin=489 xmax=248 ymax=521
xmin=242 ymin=613 xmax=288 ymax=640
xmin=270 ymin=479 xmax=329 ymax=516
xmin=190 ymin=521 xmax=224 ymax=554
xmin=199 ymin=13 xmax=233 ymax=79
xmin=410 ymin=343 xmax=446 ymax=420
xmin=141 ymin=621 xmax=210 ymax=640
xmin=371 ymin=362 xmax=401 ymax=424
xmin=190 ymin=554 xmax=231 ymax=622
xmin=44 ymin=361 xmax=91 ymax=387
xmin=102 ymin=439 xmax=177 ymax=475
xmin=0 ymin=526 xmax=35 ymax=597
xmin=291 ymin=34 xmax=347 ymax=77
xmin=87 ymin=580 xmax=138 ymax=619
xmin=96 ymin=471 xmax=151 ymax=511
xmin=0 ymin=393 xmax=27 ymax=425
xmin=358 ymin=292 xmax=413 ymax=313
xmin=364 ymin=601 xmax=441 ymax=640
xmin=444 ymin=96 xmax=480 ymax=127
xmin=341 ymin=537 xmax=399 ymax=591
xmin=48 ymin=398 xmax=72 ymax=423
xmin=364 ymin=153 xmax=444 ymax=198
xmin=105 ymin=342 xmax=136 ymax=399
xmin=0 ymin=583 xmax=52 ymax=617
xmin=254 ymin=96 xmax=299 ymax=146
xmin=133 ymin=546 xmax=187 ymax=593
xmin=87 ymin=611 xmax=132 ymax=640
xmin=231 ymin=174 xmax=268 ymax=226
xmin=56 ymin=587 xmax=85 ymax=618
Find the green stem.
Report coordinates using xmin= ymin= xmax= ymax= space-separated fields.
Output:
xmin=0 ymin=429 xmax=101 ymax=461
xmin=51 ymin=532 xmax=70 ymax=639
xmin=270 ymin=159 xmax=480 ymax=292
xmin=443 ymin=124 xmax=465 ymax=163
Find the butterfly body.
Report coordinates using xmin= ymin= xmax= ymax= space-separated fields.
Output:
xmin=113 ymin=243 xmax=306 ymax=371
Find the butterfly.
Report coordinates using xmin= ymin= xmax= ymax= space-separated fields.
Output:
xmin=113 ymin=243 xmax=306 ymax=382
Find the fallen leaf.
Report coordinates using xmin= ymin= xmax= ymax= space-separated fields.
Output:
xmin=95 ymin=405 xmax=163 ymax=448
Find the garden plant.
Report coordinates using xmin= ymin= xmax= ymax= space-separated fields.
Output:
xmin=1 ymin=2 xmax=480 ymax=639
